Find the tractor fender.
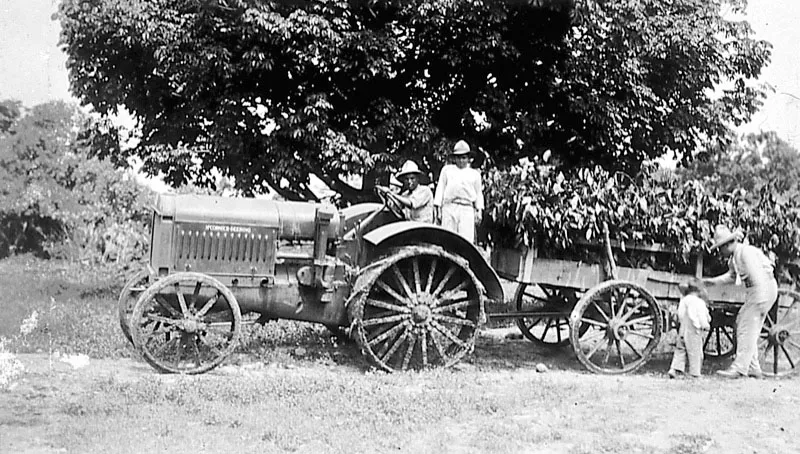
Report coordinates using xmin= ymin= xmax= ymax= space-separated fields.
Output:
xmin=362 ymin=222 xmax=504 ymax=304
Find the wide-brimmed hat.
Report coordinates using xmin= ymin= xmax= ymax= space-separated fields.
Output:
xmin=710 ymin=225 xmax=742 ymax=250
xmin=451 ymin=140 xmax=471 ymax=156
xmin=396 ymin=160 xmax=425 ymax=180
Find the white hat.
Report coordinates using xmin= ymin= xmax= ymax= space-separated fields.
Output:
xmin=452 ymin=140 xmax=471 ymax=155
xmin=396 ymin=160 xmax=424 ymax=179
xmin=710 ymin=225 xmax=743 ymax=250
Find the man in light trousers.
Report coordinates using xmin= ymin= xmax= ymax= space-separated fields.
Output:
xmin=703 ymin=225 xmax=778 ymax=379
xmin=433 ymin=140 xmax=484 ymax=243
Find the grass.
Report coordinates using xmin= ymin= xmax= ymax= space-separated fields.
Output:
xmin=2 ymin=255 xmax=800 ymax=453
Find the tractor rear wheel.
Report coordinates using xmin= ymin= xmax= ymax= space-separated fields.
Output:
xmin=348 ymin=245 xmax=483 ymax=372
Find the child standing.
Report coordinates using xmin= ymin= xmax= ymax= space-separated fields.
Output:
xmin=433 ymin=140 xmax=484 ymax=243
xmin=668 ymin=279 xmax=712 ymax=378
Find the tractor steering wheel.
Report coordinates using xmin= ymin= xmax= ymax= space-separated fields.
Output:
xmin=376 ymin=187 xmax=405 ymax=220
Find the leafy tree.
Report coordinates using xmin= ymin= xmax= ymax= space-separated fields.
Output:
xmin=679 ymin=131 xmax=800 ymax=198
xmin=0 ymin=99 xmax=22 ymax=134
xmin=58 ymin=0 xmax=770 ymax=202
xmin=0 ymin=100 xmax=152 ymax=260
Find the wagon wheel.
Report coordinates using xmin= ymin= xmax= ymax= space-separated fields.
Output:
xmin=703 ymin=308 xmax=737 ymax=359
xmin=514 ymin=283 xmax=587 ymax=348
xmin=758 ymin=288 xmax=800 ymax=377
xmin=349 ymin=245 xmax=483 ymax=372
xmin=569 ymin=280 xmax=663 ymax=374
xmin=131 ymin=272 xmax=242 ymax=374
xmin=118 ymin=269 xmax=152 ymax=346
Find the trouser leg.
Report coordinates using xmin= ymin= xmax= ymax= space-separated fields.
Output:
xmin=730 ymin=296 xmax=774 ymax=374
xmin=684 ymin=326 xmax=706 ymax=376
xmin=442 ymin=204 xmax=475 ymax=243
xmin=670 ymin=331 xmax=687 ymax=373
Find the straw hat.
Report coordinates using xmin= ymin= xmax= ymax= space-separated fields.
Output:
xmin=451 ymin=140 xmax=471 ymax=156
xmin=396 ymin=160 xmax=424 ymax=179
xmin=710 ymin=225 xmax=742 ymax=250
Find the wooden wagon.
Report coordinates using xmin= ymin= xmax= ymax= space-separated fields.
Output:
xmin=487 ymin=225 xmax=800 ymax=376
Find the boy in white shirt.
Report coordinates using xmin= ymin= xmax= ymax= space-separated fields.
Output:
xmin=433 ymin=140 xmax=484 ymax=243
xmin=668 ymin=279 xmax=712 ymax=378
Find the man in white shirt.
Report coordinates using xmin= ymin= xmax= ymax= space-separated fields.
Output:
xmin=703 ymin=225 xmax=778 ymax=379
xmin=433 ymin=140 xmax=484 ymax=243
xmin=377 ymin=160 xmax=433 ymax=223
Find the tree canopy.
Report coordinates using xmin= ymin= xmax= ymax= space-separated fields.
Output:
xmin=58 ymin=0 xmax=770 ymax=201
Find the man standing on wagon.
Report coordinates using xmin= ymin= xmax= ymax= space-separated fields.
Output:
xmin=702 ymin=225 xmax=778 ymax=379
xmin=433 ymin=140 xmax=484 ymax=243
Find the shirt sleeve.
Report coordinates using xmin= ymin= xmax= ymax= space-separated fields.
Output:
xmin=434 ymin=167 xmax=448 ymax=207
xmin=409 ymin=186 xmax=433 ymax=209
xmin=473 ymin=170 xmax=484 ymax=211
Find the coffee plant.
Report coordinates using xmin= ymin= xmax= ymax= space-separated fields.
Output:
xmin=483 ymin=162 xmax=800 ymax=282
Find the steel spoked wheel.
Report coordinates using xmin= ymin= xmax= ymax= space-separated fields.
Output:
xmin=758 ymin=288 xmax=800 ymax=377
xmin=131 ymin=272 xmax=242 ymax=374
xmin=349 ymin=246 xmax=483 ymax=372
xmin=118 ymin=269 xmax=152 ymax=346
xmin=514 ymin=283 xmax=585 ymax=348
xmin=569 ymin=280 xmax=662 ymax=374
xmin=704 ymin=308 xmax=736 ymax=359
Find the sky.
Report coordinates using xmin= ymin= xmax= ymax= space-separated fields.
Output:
xmin=1 ymin=0 xmax=800 ymax=148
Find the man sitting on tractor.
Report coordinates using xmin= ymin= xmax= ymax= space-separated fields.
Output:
xmin=376 ymin=160 xmax=434 ymax=223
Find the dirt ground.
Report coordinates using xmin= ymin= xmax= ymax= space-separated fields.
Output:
xmin=2 ymin=328 xmax=798 ymax=454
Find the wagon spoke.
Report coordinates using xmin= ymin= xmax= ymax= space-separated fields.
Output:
xmin=623 ymin=338 xmax=643 ymax=359
xmin=376 ymin=279 xmax=412 ymax=306
xmin=366 ymin=298 xmax=410 ymax=313
xmin=602 ymin=339 xmax=613 ymax=365
xmin=526 ymin=317 xmax=544 ymax=331
xmin=174 ymin=334 xmax=186 ymax=364
xmin=150 ymin=336 xmax=178 ymax=358
xmin=626 ymin=330 xmax=654 ymax=340
xmin=420 ymin=329 xmax=428 ymax=367
xmin=624 ymin=315 xmax=654 ymax=327
xmin=580 ymin=317 xmax=607 ymax=328
xmin=585 ymin=336 xmax=606 ymax=359
xmin=145 ymin=313 xmax=181 ymax=326
xmin=392 ymin=265 xmax=415 ymax=302
xmin=780 ymin=345 xmax=795 ymax=369
xmin=155 ymin=295 xmax=182 ymax=318
xmin=401 ymin=333 xmax=417 ymax=371
xmin=196 ymin=293 xmax=220 ymax=317
xmin=556 ymin=319 xmax=563 ymax=343
xmin=432 ymin=266 xmax=457 ymax=297
xmin=620 ymin=300 xmax=646 ymax=322
xmin=190 ymin=335 xmax=202 ymax=367
xmin=541 ymin=318 xmax=553 ymax=340
xmin=196 ymin=333 xmax=225 ymax=357
xmin=433 ymin=314 xmax=475 ymax=328
xmin=412 ymin=258 xmax=422 ymax=294
xmin=773 ymin=345 xmax=779 ymax=375
xmin=788 ymin=339 xmax=800 ymax=350
xmin=424 ymin=258 xmax=438 ymax=294
xmin=433 ymin=298 xmax=471 ymax=313
xmin=615 ymin=340 xmax=625 ymax=367
xmin=362 ymin=313 xmax=410 ymax=327
xmin=591 ymin=300 xmax=610 ymax=322
xmin=175 ymin=283 xmax=190 ymax=316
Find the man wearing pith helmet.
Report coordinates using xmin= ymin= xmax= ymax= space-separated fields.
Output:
xmin=702 ymin=224 xmax=778 ymax=379
xmin=433 ymin=140 xmax=484 ymax=243
xmin=376 ymin=160 xmax=433 ymax=223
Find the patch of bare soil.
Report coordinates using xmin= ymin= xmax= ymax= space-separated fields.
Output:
xmin=1 ymin=329 xmax=798 ymax=454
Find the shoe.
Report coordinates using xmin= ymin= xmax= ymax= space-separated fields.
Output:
xmin=716 ymin=368 xmax=745 ymax=379
xmin=748 ymin=370 xmax=763 ymax=379
xmin=668 ymin=369 xmax=678 ymax=379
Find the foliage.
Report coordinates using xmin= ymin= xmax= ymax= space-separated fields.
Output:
xmin=0 ymin=100 xmax=153 ymax=261
xmin=57 ymin=0 xmax=769 ymax=202
xmin=483 ymin=162 xmax=800 ymax=280
xmin=678 ymin=131 xmax=800 ymax=197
